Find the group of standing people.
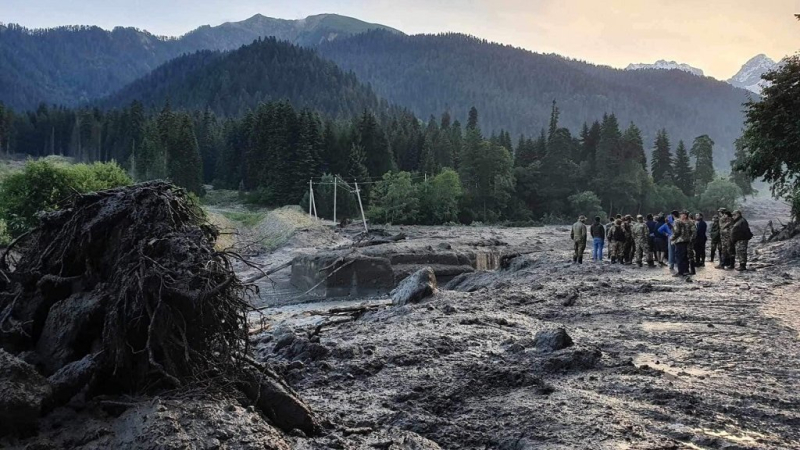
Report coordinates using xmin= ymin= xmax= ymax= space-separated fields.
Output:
xmin=570 ymin=207 xmax=753 ymax=275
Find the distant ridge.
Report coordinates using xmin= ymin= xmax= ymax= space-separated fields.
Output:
xmin=0 ymin=14 xmax=402 ymax=110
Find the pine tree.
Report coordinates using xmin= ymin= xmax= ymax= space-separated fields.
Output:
xmin=691 ymin=134 xmax=715 ymax=195
xmin=167 ymin=113 xmax=203 ymax=194
xmin=673 ymin=140 xmax=694 ymax=196
xmin=466 ymin=106 xmax=479 ymax=133
xmin=514 ymin=134 xmax=537 ymax=167
xmin=356 ymin=110 xmax=394 ymax=177
xmin=547 ymin=101 xmax=560 ymax=141
xmin=651 ymin=129 xmax=673 ymax=183
xmin=621 ymin=122 xmax=646 ymax=170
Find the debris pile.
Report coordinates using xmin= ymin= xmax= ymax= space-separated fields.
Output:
xmin=0 ymin=182 xmax=316 ymax=437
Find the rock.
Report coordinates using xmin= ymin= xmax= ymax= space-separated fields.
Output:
xmin=533 ymin=328 xmax=574 ymax=352
xmin=239 ymin=369 xmax=319 ymax=435
xmin=0 ymin=348 xmax=52 ymax=435
xmin=391 ymin=267 xmax=437 ymax=306
xmin=36 ymin=292 xmax=106 ymax=374
xmin=46 ymin=353 xmax=97 ymax=408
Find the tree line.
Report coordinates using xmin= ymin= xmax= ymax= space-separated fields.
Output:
xmin=0 ymin=99 xmax=753 ymax=224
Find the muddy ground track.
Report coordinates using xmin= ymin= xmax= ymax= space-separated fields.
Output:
xmin=254 ymin=222 xmax=800 ymax=449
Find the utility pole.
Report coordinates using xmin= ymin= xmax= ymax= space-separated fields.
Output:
xmin=309 ymin=179 xmax=313 ymax=218
xmin=355 ymin=181 xmax=368 ymax=233
xmin=333 ymin=176 xmax=337 ymax=224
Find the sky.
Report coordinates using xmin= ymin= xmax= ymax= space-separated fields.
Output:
xmin=2 ymin=0 xmax=798 ymax=79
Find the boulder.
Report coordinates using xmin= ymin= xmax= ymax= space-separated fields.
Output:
xmin=35 ymin=292 xmax=105 ymax=374
xmin=46 ymin=353 xmax=97 ymax=407
xmin=391 ymin=267 xmax=437 ymax=306
xmin=0 ymin=349 xmax=52 ymax=435
xmin=533 ymin=328 xmax=574 ymax=352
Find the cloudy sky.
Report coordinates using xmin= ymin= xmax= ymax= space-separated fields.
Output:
xmin=2 ymin=0 xmax=797 ymax=79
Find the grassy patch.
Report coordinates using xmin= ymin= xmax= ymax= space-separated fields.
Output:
xmin=201 ymin=189 xmax=241 ymax=206
xmin=220 ymin=210 xmax=267 ymax=228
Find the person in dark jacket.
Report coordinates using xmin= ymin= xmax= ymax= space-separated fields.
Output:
xmin=590 ymin=216 xmax=605 ymax=262
xmin=646 ymin=214 xmax=658 ymax=267
xmin=694 ymin=213 xmax=708 ymax=267
xmin=730 ymin=210 xmax=753 ymax=271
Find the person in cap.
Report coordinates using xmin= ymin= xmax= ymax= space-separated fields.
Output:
xmin=671 ymin=210 xmax=692 ymax=276
xmin=570 ymin=215 xmax=588 ymax=264
xmin=631 ymin=215 xmax=650 ymax=267
xmin=730 ymin=209 xmax=753 ymax=271
xmin=717 ymin=209 xmax=734 ymax=269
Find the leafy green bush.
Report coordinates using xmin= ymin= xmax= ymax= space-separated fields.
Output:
xmin=367 ymin=171 xmax=420 ymax=225
xmin=568 ymin=191 xmax=606 ymax=223
xmin=418 ymin=169 xmax=463 ymax=224
xmin=698 ymin=178 xmax=742 ymax=215
xmin=0 ymin=160 xmax=131 ymax=237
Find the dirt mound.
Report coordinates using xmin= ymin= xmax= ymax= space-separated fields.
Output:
xmin=0 ymin=182 xmax=317 ymax=438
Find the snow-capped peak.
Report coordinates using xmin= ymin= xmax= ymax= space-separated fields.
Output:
xmin=625 ymin=60 xmax=704 ymax=76
xmin=727 ymin=54 xmax=778 ymax=94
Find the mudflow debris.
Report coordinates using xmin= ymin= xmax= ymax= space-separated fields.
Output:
xmin=2 ymin=191 xmax=800 ymax=449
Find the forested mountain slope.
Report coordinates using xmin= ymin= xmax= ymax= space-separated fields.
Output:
xmin=102 ymin=37 xmax=389 ymax=118
xmin=319 ymin=31 xmax=751 ymax=163
xmin=0 ymin=14 xmax=398 ymax=110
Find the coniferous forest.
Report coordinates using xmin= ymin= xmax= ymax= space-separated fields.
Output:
xmin=0 ymin=20 xmax=754 ymax=225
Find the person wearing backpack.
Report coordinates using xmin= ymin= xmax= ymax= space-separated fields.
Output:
xmin=730 ymin=210 xmax=753 ymax=271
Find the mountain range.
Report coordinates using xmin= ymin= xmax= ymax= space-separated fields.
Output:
xmin=0 ymin=13 xmax=776 ymax=165
xmin=0 ymin=14 xmax=398 ymax=109
xmin=625 ymin=60 xmax=705 ymax=77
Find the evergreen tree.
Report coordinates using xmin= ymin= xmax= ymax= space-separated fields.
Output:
xmin=356 ymin=110 xmax=394 ymax=177
xmin=167 ymin=113 xmax=203 ymax=194
xmin=466 ymin=106 xmax=480 ymax=134
xmin=691 ymin=134 xmax=715 ymax=195
xmin=547 ymin=100 xmax=559 ymax=141
xmin=621 ymin=122 xmax=646 ymax=170
xmin=651 ymin=129 xmax=673 ymax=183
xmin=673 ymin=140 xmax=694 ymax=196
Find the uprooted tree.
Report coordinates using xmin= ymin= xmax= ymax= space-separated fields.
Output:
xmin=0 ymin=181 xmax=317 ymax=435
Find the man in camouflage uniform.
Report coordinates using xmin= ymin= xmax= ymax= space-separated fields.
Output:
xmin=717 ymin=209 xmax=733 ymax=269
xmin=687 ymin=214 xmax=697 ymax=275
xmin=709 ymin=214 xmax=721 ymax=263
xmin=631 ymin=215 xmax=650 ymax=267
xmin=570 ymin=215 xmax=588 ymax=264
xmin=623 ymin=215 xmax=634 ymax=265
xmin=730 ymin=210 xmax=753 ymax=271
xmin=609 ymin=218 xmax=625 ymax=263
xmin=671 ymin=211 xmax=692 ymax=276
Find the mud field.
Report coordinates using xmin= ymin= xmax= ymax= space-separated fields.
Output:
xmin=4 ymin=199 xmax=799 ymax=449
xmin=247 ymin=201 xmax=800 ymax=449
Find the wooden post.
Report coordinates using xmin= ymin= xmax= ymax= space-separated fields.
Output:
xmin=333 ymin=176 xmax=337 ymax=224
xmin=310 ymin=182 xmax=318 ymax=219
xmin=355 ymin=182 xmax=368 ymax=232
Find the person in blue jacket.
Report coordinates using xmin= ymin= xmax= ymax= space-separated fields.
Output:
xmin=658 ymin=216 xmax=674 ymax=269
xmin=666 ymin=210 xmax=679 ymax=270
